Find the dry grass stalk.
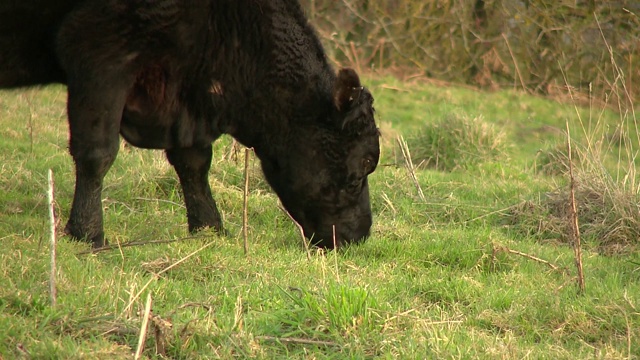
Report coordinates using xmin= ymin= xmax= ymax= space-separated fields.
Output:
xmin=134 ymin=292 xmax=153 ymax=360
xmin=243 ymin=147 xmax=251 ymax=255
xmin=397 ymin=135 xmax=426 ymax=202
xmin=225 ymin=138 xmax=240 ymax=163
xmin=22 ymin=92 xmax=35 ymax=153
xmin=77 ymin=235 xmax=205 ymax=255
xmin=332 ymin=225 xmax=340 ymax=282
xmin=566 ymin=123 xmax=586 ymax=294
xmin=151 ymin=312 xmax=172 ymax=357
xmin=233 ymin=295 xmax=244 ymax=332
xmin=624 ymin=313 xmax=632 ymax=359
xmin=122 ymin=240 xmax=216 ymax=317
xmin=501 ymin=33 xmax=527 ymax=93
xmin=280 ymin=205 xmax=311 ymax=260
xmin=493 ymin=245 xmax=565 ymax=274
xmin=256 ymin=335 xmax=339 ymax=348
xmin=47 ymin=169 xmax=57 ymax=307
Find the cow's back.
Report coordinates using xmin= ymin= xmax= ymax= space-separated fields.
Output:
xmin=0 ymin=0 xmax=80 ymax=87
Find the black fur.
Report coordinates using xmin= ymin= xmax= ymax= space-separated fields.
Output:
xmin=0 ymin=0 xmax=380 ymax=249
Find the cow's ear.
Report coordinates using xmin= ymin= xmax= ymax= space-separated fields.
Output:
xmin=333 ymin=68 xmax=376 ymax=136
xmin=333 ymin=68 xmax=363 ymax=112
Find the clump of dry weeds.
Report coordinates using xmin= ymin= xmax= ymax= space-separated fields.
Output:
xmin=534 ymin=142 xmax=582 ymax=176
xmin=507 ymin=153 xmax=640 ymax=255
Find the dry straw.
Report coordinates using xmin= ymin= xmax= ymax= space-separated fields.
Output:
xmin=134 ymin=292 xmax=153 ymax=360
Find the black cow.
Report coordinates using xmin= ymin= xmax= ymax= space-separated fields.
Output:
xmin=0 ymin=0 xmax=380 ymax=249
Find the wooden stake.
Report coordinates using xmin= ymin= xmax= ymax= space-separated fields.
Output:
xmin=566 ymin=123 xmax=586 ymax=294
xmin=47 ymin=169 xmax=57 ymax=307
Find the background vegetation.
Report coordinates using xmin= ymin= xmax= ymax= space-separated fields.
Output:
xmin=304 ymin=0 xmax=640 ymax=101
xmin=1 ymin=1 xmax=640 ymax=358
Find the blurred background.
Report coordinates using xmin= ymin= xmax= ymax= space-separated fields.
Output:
xmin=302 ymin=0 xmax=639 ymax=105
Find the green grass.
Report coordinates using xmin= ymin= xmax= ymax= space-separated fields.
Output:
xmin=1 ymin=80 xmax=639 ymax=359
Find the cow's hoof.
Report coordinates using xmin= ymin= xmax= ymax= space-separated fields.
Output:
xmin=189 ymin=224 xmax=229 ymax=237
xmin=64 ymin=222 xmax=107 ymax=248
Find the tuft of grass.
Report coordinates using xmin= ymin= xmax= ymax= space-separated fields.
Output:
xmin=534 ymin=141 xmax=581 ymax=176
xmin=268 ymin=283 xmax=380 ymax=341
xmin=402 ymin=113 xmax=507 ymax=171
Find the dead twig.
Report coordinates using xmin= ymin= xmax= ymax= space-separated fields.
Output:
xmin=566 ymin=122 xmax=586 ymax=294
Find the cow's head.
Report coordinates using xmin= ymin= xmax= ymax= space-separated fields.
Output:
xmin=260 ymin=68 xmax=380 ymax=249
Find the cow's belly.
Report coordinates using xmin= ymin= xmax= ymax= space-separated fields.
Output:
xmin=120 ymin=110 xmax=218 ymax=149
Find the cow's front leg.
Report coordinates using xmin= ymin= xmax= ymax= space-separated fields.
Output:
xmin=64 ymin=84 xmax=123 ymax=248
xmin=166 ymin=145 xmax=223 ymax=234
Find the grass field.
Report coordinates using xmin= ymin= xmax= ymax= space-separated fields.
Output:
xmin=1 ymin=78 xmax=639 ymax=359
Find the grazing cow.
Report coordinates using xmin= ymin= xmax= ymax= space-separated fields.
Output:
xmin=0 ymin=0 xmax=380 ymax=249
